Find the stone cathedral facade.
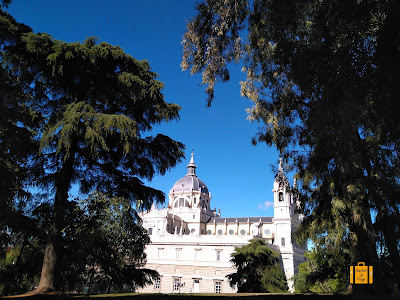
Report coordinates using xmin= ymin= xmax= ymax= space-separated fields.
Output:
xmin=138 ymin=154 xmax=306 ymax=293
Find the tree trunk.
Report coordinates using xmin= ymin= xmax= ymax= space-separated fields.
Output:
xmin=348 ymin=197 xmax=377 ymax=263
xmin=87 ymin=269 xmax=94 ymax=296
xmin=33 ymin=147 xmax=76 ymax=294
xmin=34 ymin=237 xmax=57 ymax=293
xmin=107 ymin=279 xmax=112 ymax=294
xmin=337 ymin=125 xmax=378 ymax=294
xmin=377 ymin=211 xmax=400 ymax=290
xmin=349 ymin=200 xmax=378 ymax=282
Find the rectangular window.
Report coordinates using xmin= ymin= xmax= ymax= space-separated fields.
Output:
xmin=173 ymin=278 xmax=180 ymax=291
xmin=216 ymin=250 xmax=221 ymax=261
xmin=176 ymin=249 xmax=182 ymax=260
xmin=215 ymin=281 xmax=221 ymax=293
xmin=158 ymin=248 xmax=163 ymax=259
xmin=193 ymin=279 xmax=200 ymax=293
xmin=195 ymin=249 xmax=201 ymax=261
xmin=154 ymin=278 xmax=160 ymax=289
xmin=148 ymin=227 xmax=153 ymax=235
xmin=281 ymin=237 xmax=285 ymax=247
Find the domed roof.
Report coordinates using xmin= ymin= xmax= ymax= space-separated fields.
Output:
xmin=171 ymin=176 xmax=209 ymax=194
xmin=170 ymin=153 xmax=209 ymax=195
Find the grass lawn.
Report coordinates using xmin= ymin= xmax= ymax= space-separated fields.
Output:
xmin=1 ymin=291 xmax=395 ymax=300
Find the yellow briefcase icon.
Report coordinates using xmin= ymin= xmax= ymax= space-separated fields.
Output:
xmin=350 ymin=262 xmax=373 ymax=284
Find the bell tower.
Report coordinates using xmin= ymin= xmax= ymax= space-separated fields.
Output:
xmin=273 ymin=158 xmax=293 ymax=219
xmin=272 ymin=158 xmax=298 ymax=291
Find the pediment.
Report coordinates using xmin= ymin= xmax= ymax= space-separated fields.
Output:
xmin=140 ymin=209 xmax=167 ymax=220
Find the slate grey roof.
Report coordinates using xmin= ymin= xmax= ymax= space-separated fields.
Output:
xmin=207 ymin=216 xmax=273 ymax=224
xmin=171 ymin=176 xmax=209 ymax=194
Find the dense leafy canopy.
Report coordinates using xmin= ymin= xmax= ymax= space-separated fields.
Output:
xmin=1 ymin=2 xmax=184 ymax=294
xmin=227 ymin=239 xmax=288 ymax=293
xmin=293 ymin=245 xmax=348 ymax=293
xmin=183 ymin=0 xmax=400 ymax=293
xmin=52 ymin=193 xmax=158 ymax=293
xmin=1 ymin=193 xmax=157 ymax=295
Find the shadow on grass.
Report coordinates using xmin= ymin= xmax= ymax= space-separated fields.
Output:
xmin=1 ymin=291 xmax=398 ymax=300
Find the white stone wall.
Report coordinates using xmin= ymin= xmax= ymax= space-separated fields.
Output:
xmin=137 ymin=234 xmax=249 ymax=293
xmin=139 ymin=263 xmax=236 ymax=293
xmin=137 ymin=233 xmax=284 ymax=293
xmin=205 ymin=222 xmax=274 ymax=238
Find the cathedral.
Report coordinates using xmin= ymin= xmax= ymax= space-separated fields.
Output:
xmin=138 ymin=154 xmax=306 ymax=293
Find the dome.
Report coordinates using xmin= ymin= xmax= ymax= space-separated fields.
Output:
xmin=170 ymin=153 xmax=209 ymax=195
xmin=171 ymin=176 xmax=209 ymax=194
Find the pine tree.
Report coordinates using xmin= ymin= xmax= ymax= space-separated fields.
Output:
xmin=56 ymin=193 xmax=158 ymax=294
xmin=31 ymin=36 xmax=184 ymax=294
xmin=1 ymin=5 xmax=184 ymax=293
xmin=182 ymin=0 xmax=400 ymax=293
xmin=0 ymin=4 xmax=39 ymax=259
xmin=227 ymin=239 xmax=288 ymax=293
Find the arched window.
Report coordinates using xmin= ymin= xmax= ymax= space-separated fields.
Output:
xmin=174 ymin=198 xmax=189 ymax=208
xmin=279 ymin=192 xmax=284 ymax=202
xmin=201 ymin=200 xmax=205 ymax=209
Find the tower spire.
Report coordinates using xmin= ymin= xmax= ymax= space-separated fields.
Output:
xmin=275 ymin=157 xmax=288 ymax=187
xmin=186 ymin=152 xmax=196 ymax=176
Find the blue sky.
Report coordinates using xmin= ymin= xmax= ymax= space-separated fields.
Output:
xmin=6 ymin=0 xmax=293 ymax=218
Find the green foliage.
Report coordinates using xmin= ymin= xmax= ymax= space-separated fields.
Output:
xmin=0 ymin=0 xmax=12 ymax=8
xmin=25 ymin=32 xmax=185 ymax=209
xmin=183 ymin=0 xmax=400 ymax=293
xmin=0 ymin=9 xmax=42 ymax=295
xmin=227 ymin=239 xmax=288 ymax=293
xmin=0 ymin=7 xmax=40 ymax=252
xmin=0 ymin=238 xmax=43 ymax=296
xmin=293 ymin=246 xmax=348 ymax=293
xmin=0 ymin=191 xmax=157 ymax=296
xmin=0 ymin=3 xmax=184 ymax=293
xmin=59 ymin=192 xmax=158 ymax=294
